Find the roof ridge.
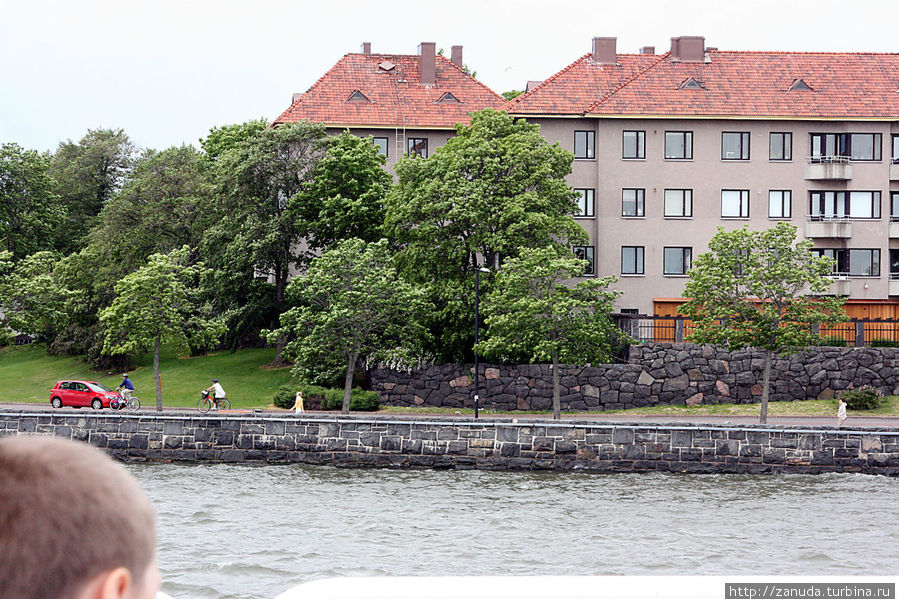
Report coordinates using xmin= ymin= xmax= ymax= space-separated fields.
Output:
xmin=435 ymin=54 xmax=505 ymax=102
xmin=710 ymin=50 xmax=899 ymax=56
xmin=585 ymin=52 xmax=671 ymax=114
xmin=504 ymin=53 xmax=592 ymax=110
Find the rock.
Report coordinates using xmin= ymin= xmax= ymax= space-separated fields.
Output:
xmin=686 ymin=393 xmax=703 ymax=406
xmin=485 ymin=368 xmax=501 ymax=379
xmin=817 ymin=388 xmax=835 ymax=400
xmin=637 ymin=370 xmax=655 ymax=386
xmin=449 ymin=375 xmax=471 ymax=388
xmin=750 ymin=384 xmax=763 ymax=396
xmin=716 ymin=380 xmax=730 ymax=396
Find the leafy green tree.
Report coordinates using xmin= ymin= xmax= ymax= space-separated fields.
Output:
xmin=501 ymin=90 xmax=524 ymax=101
xmin=50 ymin=129 xmax=135 ymax=253
xmin=292 ymin=132 xmax=392 ymax=253
xmin=271 ymin=239 xmax=430 ymax=414
xmin=0 ymin=143 xmax=64 ymax=259
xmin=200 ymin=119 xmax=268 ymax=161
xmin=478 ymin=247 xmax=622 ymax=419
xmin=0 ymin=251 xmax=69 ymax=340
xmin=680 ymin=223 xmax=847 ymax=423
xmin=386 ymin=108 xmax=586 ymax=361
xmin=100 ymin=247 xmax=225 ymax=411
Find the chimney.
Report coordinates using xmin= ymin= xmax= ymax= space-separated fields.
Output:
xmin=670 ymin=36 xmax=705 ymax=62
xmin=361 ymin=42 xmax=371 ymax=55
xmin=292 ymin=92 xmax=303 ymax=103
xmin=418 ymin=42 xmax=436 ymax=85
xmin=451 ymin=45 xmax=463 ymax=67
xmin=591 ymin=37 xmax=617 ymax=65
xmin=640 ymin=46 xmax=655 ymax=55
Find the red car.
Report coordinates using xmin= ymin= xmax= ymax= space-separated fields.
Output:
xmin=49 ymin=381 xmax=121 ymax=410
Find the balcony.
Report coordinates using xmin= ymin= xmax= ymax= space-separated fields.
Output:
xmin=891 ymin=274 xmax=899 ymax=297
xmin=891 ymin=159 xmax=899 ymax=181
xmin=809 ymin=276 xmax=851 ymax=296
xmin=805 ymin=217 xmax=852 ymax=238
xmin=805 ymin=156 xmax=852 ymax=180
xmin=890 ymin=218 xmax=899 ymax=238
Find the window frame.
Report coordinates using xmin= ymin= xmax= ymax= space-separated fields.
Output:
xmin=810 ymin=133 xmax=882 ymax=162
xmin=892 ymin=134 xmax=899 ymax=165
xmin=664 ymin=131 xmax=693 ymax=160
xmin=721 ymin=189 xmax=750 ymax=219
xmin=621 ymin=188 xmax=645 ymax=217
xmin=808 ymin=191 xmax=881 ymax=220
xmin=813 ymin=248 xmax=881 ymax=277
xmin=663 ymin=246 xmax=692 ymax=276
xmin=622 ymin=130 xmax=646 ymax=160
xmin=768 ymin=190 xmax=792 ymax=219
xmin=574 ymin=188 xmax=595 ymax=218
xmin=573 ymin=245 xmax=595 ymax=276
xmin=663 ymin=188 xmax=693 ymax=218
xmin=769 ymin=132 xmax=792 ymax=161
xmin=372 ymin=137 xmax=389 ymax=157
xmin=621 ymin=246 xmax=645 ymax=275
xmin=721 ymin=131 xmax=750 ymax=161
xmin=574 ymin=130 xmax=595 ymax=160
xmin=407 ymin=138 xmax=428 ymax=158
xmin=891 ymin=191 xmax=899 ymax=222
xmin=890 ymin=248 xmax=899 ymax=279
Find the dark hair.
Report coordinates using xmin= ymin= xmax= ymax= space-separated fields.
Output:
xmin=0 ymin=436 xmax=156 ymax=599
xmin=212 ymin=379 xmax=218 ymax=383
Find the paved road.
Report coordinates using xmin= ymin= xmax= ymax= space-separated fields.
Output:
xmin=3 ymin=401 xmax=898 ymax=429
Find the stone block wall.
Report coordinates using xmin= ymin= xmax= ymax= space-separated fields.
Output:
xmin=2 ymin=411 xmax=898 ymax=475
xmin=369 ymin=344 xmax=899 ymax=411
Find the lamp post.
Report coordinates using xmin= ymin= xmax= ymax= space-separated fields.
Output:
xmin=473 ymin=265 xmax=490 ymax=419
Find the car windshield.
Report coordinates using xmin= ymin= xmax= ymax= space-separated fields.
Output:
xmin=86 ymin=382 xmax=112 ymax=393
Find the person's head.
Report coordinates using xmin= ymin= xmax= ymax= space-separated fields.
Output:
xmin=212 ymin=379 xmax=218 ymax=384
xmin=122 ymin=374 xmax=130 ymax=379
xmin=0 ymin=436 xmax=159 ymax=599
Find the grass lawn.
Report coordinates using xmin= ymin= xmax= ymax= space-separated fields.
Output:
xmin=0 ymin=344 xmax=295 ymax=409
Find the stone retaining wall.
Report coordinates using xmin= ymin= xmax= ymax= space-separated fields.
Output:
xmin=2 ymin=411 xmax=898 ymax=475
xmin=369 ymin=344 xmax=899 ymax=411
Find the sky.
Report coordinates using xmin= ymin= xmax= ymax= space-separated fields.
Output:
xmin=2 ymin=0 xmax=899 ymax=154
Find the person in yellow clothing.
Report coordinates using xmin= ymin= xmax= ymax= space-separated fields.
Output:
xmin=291 ymin=390 xmax=304 ymax=414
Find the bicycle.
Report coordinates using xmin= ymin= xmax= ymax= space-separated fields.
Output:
xmin=112 ymin=388 xmax=141 ymax=412
xmin=197 ymin=389 xmax=230 ymax=413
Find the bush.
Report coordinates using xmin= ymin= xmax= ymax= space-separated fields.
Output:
xmin=272 ymin=384 xmax=379 ymax=411
xmin=0 ymin=328 xmax=11 ymax=347
xmin=870 ymin=338 xmax=899 ymax=348
xmin=838 ymin=385 xmax=885 ymax=411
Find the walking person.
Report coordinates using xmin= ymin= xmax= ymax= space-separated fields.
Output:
xmin=291 ymin=390 xmax=305 ymax=414
xmin=837 ymin=396 xmax=847 ymax=427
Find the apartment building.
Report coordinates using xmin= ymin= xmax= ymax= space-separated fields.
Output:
xmin=505 ymin=36 xmax=899 ymax=315
xmin=272 ymin=42 xmax=504 ymax=168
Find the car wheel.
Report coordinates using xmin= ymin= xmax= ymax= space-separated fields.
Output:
xmin=51 ymin=397 xmax=62 ymax=408
xmin=92 ymin=398 xmax=103 ymax=410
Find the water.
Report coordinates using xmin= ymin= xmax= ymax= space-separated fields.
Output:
xmin=130 ymin=464 xmax=899 ymax=599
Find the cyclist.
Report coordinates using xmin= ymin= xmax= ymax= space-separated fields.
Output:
xmin=205 ymin=379 xmax=226 ymax=410
xmin=118 ymin=374 xmax=135 ymax=401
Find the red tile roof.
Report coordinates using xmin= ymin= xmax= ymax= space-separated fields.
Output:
xmin=508 ymin=51 xmax=899 ymax=120
xmin=274 ymin=53 xmax=504 ymax=129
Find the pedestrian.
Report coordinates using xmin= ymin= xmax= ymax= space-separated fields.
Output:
xmin=291 ymin=390 xmax=304 ymax=414
xmin=837 ymin=396 xmax=847 ymax=427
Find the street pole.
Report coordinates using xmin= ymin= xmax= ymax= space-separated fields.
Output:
xmin=474 ymin=266 xmax=480 ymax=419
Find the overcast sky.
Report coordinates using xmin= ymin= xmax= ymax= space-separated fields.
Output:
xmin=3 ymin=0 xmax=898 ymax=153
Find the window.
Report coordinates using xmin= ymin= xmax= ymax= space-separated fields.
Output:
xmin=663 ymin=247 xmax=692 ymax=275
xmin=892 ymin=192 xmax=899 ymax=222
xmin=892 ymin=135 xmax=899 ymax=164
xmin=890 ymin=249 xmax=899 ymax=279
xmin=769 ymin=133 xmax=792 ymax=161
xmin=574 ymin=131 xmax=595 ymax=159
xmin=809 ymin=191 xmax=881 ymax=220
xmin=621 ymin=246 xmax=644 ymax=275
xmin=622 ymin=188 xmax=645 ymax=217
xmin=721 ymin=190 xmax=750 ymax=218
xmin=812 ymin=249 xmax=881 ymax=277
xmin=768 ymin=190 xmax=792 ymax=219
xmin=372 ymin=137 xmax=388 ymax=157
xmin=575 ymin=188 xmax=595 ymax=217
xmin=573 ymin=246 xmax=595 ymax=275
xmin=407 ymin=138 xmax=428 ymax=158
xmin=810 ymin=133 xmax=881 ymax=161
xmin=622 ymin=131 xmax=645 ymax=159
xmin=722 ymin=132 xmax=750 ymax=160
xmin=664 ymin=131 xmax=692 ymax=159
xmin=664 ymin=189 xmax=692 ymax=217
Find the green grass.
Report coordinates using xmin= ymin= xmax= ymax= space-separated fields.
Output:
xmin=0 ymin=344 xmax=295 ymax=408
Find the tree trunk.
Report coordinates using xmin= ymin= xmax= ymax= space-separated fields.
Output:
xmin=342 ymin=351 xmax=358 ymax=415
xmin=154 ymin=336 xmax=163 ymax=413
xmin=266 ymin=334 xmax=290 ymax=368
xmin=759 ymin=348 xmax=772 ymax=424
xmin=552 ymin=350 xmax=561 ymax=420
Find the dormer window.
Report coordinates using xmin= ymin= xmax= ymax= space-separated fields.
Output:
xmin=679 ymin=77 xmax=706 ymax=90
xmin=788 ymin=78 xmax=812 ymax=91
xmin=436 ymin=92 xmax=460 ymax=104
xmin=346 ymin=90 xmax=371 ymax=103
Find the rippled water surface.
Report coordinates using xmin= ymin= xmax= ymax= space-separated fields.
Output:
xmin=129 ymin=464 xmax=899 ymax=599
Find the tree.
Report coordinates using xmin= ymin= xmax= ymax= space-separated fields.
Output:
xmin=200 ymin=119 xmax=268 ymax=161
xmin=501 ymin=90 xmax=524 ymax=101
xmin=0 ymin=251 xmax=69 ymax=340
xmin=99 ymin=248 xmax=225 ymax=411
xmin=477 ymin=247 xmax=622 ymax=419
xmin=0 ymin=143 xmax=64 ymax=260
xmin=386 ymin=108 xmax=586 ymax=361
xmin=271 ymin=239 xmax=430 ymax=414
xmin=680 ymin=223 xmax=847 ymax=423
xmin=292 ymin=132 xmax=392 ymax=253
xmin=50 ymin=129 xmax=135 ymax=254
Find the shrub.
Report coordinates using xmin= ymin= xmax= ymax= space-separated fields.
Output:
xmin=0 ymin=328 xmax=11 ymax=347
xmin=272 ymin=384 xmax=379 ymax=411
xmin=870 ymin=338 xmax=899 ymax=348
xmin=838 ymin=385 xmax=884 ymax=411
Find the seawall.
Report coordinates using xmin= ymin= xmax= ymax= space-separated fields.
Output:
xmin=2 ymin=411 xmax=899 ymax=475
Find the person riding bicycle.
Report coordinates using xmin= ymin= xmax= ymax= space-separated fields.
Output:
xmin=117 ymin=374 xmax=135 ymax=400
xmin=205 ymin=379 xmax=226 ymax=410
